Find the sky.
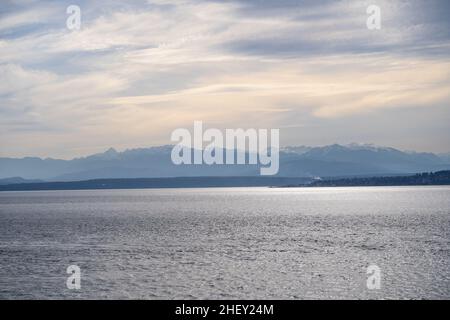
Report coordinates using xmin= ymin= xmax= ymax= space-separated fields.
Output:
xmin=0 ymin=0 xmax=449 ymax=159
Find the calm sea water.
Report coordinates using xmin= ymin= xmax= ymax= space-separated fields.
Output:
xmin=0 ymin=186 xmax=449 ymax=299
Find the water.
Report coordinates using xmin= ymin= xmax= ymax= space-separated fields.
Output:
xmin=0 ymin=186 xmax=449 ymax=299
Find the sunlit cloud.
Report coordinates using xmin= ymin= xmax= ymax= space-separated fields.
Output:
xmin=0 ymin=0 xmax=449 ymax=158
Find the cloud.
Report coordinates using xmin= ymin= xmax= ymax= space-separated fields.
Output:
xmin=0 ymin=0 xmax=449 ymax=157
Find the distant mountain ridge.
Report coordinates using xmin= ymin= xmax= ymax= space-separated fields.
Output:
xmin=1 ymin=144 xmax=449 ymax=181
xmin=0 ymin=177 xmax=43 ymax=185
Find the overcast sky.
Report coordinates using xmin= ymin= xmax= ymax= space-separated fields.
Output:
xmin=1 ymin=0 xmax=449 ymax=158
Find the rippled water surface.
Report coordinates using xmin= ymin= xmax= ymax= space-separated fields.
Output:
xmin=0 ymin=186 xmax=449 ymax=299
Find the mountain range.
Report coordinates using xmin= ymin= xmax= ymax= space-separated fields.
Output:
xmin=1 ymin=144 xmax=449 ymax=182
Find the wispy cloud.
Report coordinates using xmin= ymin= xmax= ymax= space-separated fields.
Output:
xmin=0 ymin=0 xmax=449 ymax=157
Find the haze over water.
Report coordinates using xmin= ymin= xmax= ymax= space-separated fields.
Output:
xmin=0 ymin=186 xmax=449 ymax=299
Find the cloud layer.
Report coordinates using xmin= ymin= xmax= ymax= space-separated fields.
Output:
xmin=1 ymin=0 xmax=449 ymax=158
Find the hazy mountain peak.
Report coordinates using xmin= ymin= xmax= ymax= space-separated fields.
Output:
xmin=281 ymin=146 xmax=311 ymax=154
xmin=123 ymin=145 xmax=174 ymax=155
xmin=1 ymin=144 xmax=449 ymax=180
xmin=345 ymin=143 xmax=393 ymax=151
xmin=84 ymin=147 xmax=120 ymax=161
xmin=105 ymin=147 xmax=118 ymax=154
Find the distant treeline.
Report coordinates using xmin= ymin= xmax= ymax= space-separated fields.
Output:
xmin=306 ymin=170 xmax=450 ymax=187
xmin=0 ymin=176 xmax=311 ymax=191
xmin=1 ymin=171 xmax=449 ymax=192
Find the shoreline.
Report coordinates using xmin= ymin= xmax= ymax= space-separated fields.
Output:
xmin=0 ymin=171 xmax=449 ymax=192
